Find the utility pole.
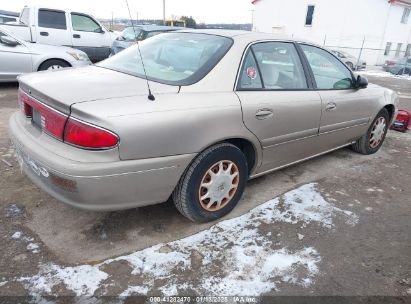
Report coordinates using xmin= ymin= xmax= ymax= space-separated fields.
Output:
xmin=111 ymin=12 xmax=114 ymax=30
xmin=136 ymin=11 xmax=139 ymax=24
xmin=163 ymin=0 xmax=166 ymax=25
xmin=356 ymin=36 xmax=366 ymax=71
xmin=251 ymin=9 xmax=254 ymax=31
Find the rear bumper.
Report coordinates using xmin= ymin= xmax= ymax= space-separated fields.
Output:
xmin=9 ymin=112 xmax=195 ymax=211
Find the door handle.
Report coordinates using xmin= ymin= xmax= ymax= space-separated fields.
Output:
xmin=40 ymin=32 xmax=49 ymax=36
xmin=73 ymin=34 xmax=81 ymax=38
xmin=255 ymin=109 xmax=274 ymax=120
xmin=325 ymin=102 xmax=337 ymax=111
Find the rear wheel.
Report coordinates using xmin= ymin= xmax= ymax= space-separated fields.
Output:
xmin=38 ymin=59 xmax=70 ymax=71
xmin=352 ymin=109 xmax=389 ymax=155
xmin=173 ymin=143 xmax=248 ymax=223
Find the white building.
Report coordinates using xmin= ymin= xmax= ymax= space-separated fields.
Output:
xmin=252 ymin=0 xmax=411 ymax=65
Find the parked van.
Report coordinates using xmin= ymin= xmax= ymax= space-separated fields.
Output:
xmin=2 ymin=6 xmax=117 ymax=62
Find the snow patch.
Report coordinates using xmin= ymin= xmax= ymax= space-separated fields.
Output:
xmin=11 ymin=231 xmax=22 ymax=239
xmin=360 ymin=70 xmax=411 ymax=81
xmin=0 ymin=281 xmax=7 ymax=287
xmin=120 ymin=285 xmax=150 ymax=297
xmin=16 ymin=183 xmax=357 ymax=297
xmin=21 ymin=264 xmax=109 ymax=297
xmin=27 ymin=243 xmax=40 ymax=254
xmin=5 ymin=204 xmax=23 ymax=217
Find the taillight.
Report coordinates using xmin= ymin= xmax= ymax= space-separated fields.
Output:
xmin=18 ymin=90 xmax=33 ymax=117
xmin=63 ymin=117 xmax=118 ymax=149
xmin=387 ymin=61 xmax=396 ymax=66
xmin=18 ymin=89 xmax=68 ymax=139
xmin=18 ymin=89 xmax=118 ymax=149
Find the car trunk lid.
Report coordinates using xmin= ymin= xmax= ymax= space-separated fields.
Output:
xmin=18 ymin=65 xmax=179 ymax=114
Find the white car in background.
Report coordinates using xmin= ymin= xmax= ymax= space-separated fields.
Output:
xmin=0 ymin=27 xmax=91 ymax=82
xmin=331 ymin=49 xmax=367 ymax=71
xmin=1 ymin=6 xmax=117 ymax=62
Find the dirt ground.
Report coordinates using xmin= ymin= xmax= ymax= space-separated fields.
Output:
xmin=0 ymin=68 xmax=410 ymax=300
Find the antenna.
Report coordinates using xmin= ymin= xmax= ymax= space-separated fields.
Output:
xmin=125 ymin=0 xmax=155 ymax=101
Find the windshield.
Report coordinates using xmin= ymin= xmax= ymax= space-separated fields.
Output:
xmin=121 ymin=27 xmax=143 ymax=41
xmin=98 ymin=32 xmax=233 ymax=86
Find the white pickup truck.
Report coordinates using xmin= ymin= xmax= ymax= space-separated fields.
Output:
xmin=2 ymin=6 xmax=117 ymax=62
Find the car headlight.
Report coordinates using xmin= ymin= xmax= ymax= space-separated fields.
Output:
xmin=67 ymin=51 xmax=90 ymax=61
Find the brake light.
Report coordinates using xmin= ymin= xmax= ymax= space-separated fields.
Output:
xmin=18 ymin=89 xmax=68 ymax=139
xmin=18 ymin=89 xmax=118 ymax=149
xmin=18 ymin=90 xmax=33 ymax=117
xmin=386 ymin=61 xmax=396 ymax=66
xmin=63 ymin=117 xmax=118 ymax=149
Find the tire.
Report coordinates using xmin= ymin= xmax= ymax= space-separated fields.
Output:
xmin=352 ymin=108 xmax=390 ymax=155
xmin=347 ymin=62 xmax=354 ymax=70
xmin=173 ymin=143 xmax=248 ymax=223
xmin=38 ymin=59 xmax=70 ymax=71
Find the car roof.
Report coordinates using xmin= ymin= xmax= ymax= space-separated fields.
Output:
xmin=124 ymin=25 xmax=183 ymax=32
xmin=172 ymin=29 xmax=316 ymax=45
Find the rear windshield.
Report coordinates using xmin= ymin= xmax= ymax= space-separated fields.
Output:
xmin=98 ymin=32 xmax=233 ymax=86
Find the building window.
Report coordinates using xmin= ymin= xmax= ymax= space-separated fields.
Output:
xmin=395 ymin=43 xmax=403 ymax=57
xmin=401 ymin=8 xmax=410 ymax=24
xmin=405 ymin=44 xmax=411 ymax=57
xmin=384 ymin=42 xmax=392 ymax=56
xmin=305 ymin=5 xmax=315 ymax=26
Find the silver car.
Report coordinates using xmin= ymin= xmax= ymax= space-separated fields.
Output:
xmin=0 ymin=27 xmax=91 ymax=82
xmin=383 ymin=57 xmax=411 ymax=75
xmin=9 ymin=30 xmax=398 ymax=222
xmin=331 ymin=49 xmax=366 ymax=71
xmin=110 ymin=25 xmax=181 ymax=56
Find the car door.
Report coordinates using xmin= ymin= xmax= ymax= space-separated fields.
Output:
xmin=235 ymin=41 xmax=322 ymax=173
xmin=300 ymin=44 xmax=375 ymax=149
xmin=70 ymin=13 xmax=111 ymax=62
xmin=36 ymin=9 xmax=72 ymax=46
xmin=0 ymin=31 xmax=32 ymax=81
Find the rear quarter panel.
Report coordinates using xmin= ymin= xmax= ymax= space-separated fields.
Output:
xmin=70 ymin=92 xmax=262 ymax=167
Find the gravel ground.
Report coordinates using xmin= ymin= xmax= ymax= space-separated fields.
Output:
xmin=0 ymin=68 xmax=410 ymax=300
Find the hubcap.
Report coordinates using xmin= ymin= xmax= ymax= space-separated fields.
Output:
xmin=369 ymin=117 xmax=386 ymax=149
xmin=199 ymin=160 xmax=240 ymax=212
xmin=47 ymin=65 xmax=63 ymax=70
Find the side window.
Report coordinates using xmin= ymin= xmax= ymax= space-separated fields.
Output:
xmin=146 ymin=31 xmax=164 ymax=39
xmin=238 ymin=50 xmax=263 ymax=90
xmin=305 ymin=5 xmax=315 ymax=26
xmin=71 ymin=14 xmax=101 ymax=32
xmin=0 ymin=16 xmax=17 ymax=23
xmin=252 ymin=42 xmax=308 ymax=90
xmin=401 ymin=8 xmax=410 ymax=24
xmin=38 ymin=9 xmax=67 ymax=30
xmin=384 ymin=42 xmax=392 ymax=56
xmin=301 ymin=44 xmax=354 ymax=90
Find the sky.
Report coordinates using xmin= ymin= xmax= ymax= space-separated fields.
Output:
xmin=1 ymin=0 xmax=255 ymax=24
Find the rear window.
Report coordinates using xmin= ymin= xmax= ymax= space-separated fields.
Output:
xmin=0 ymin=16 xmax=17 ymax=23
xmin=38 ymin=9 xmax=67 ymax=30
xmin=98 ymin=33 xmax=233 ymax=86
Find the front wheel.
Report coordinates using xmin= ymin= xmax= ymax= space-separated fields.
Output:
xmin=173 ymin=143 xmax=248 ymax=223
xmin=38 ymin=59 xmax=70 ymax=71
xmin=352 ymin=108 xmax=389 ymax=155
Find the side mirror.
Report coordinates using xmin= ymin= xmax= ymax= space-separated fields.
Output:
xmin=94 ymin=27 xmax=105 ymax=34
xmin=0 ymin=35 xmax=19 ymax=46
xmin=356 ymin=75 xmax=368 ymax=89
